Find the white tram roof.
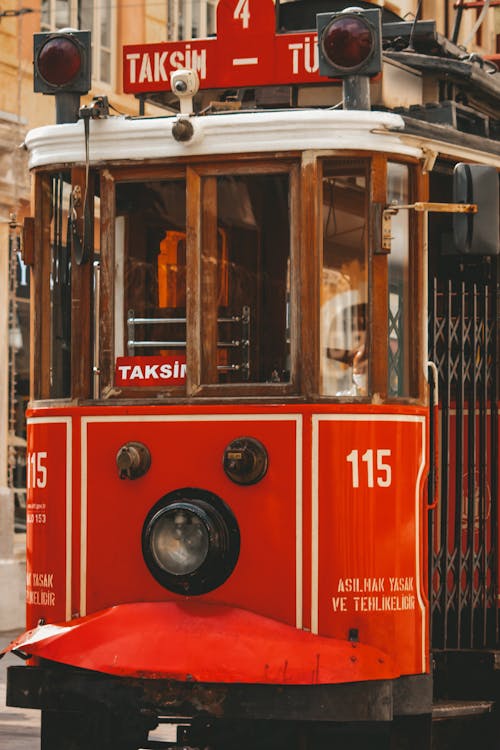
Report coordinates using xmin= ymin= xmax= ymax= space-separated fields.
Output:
xmin=25 ymin=109 xmax=425 ymax=169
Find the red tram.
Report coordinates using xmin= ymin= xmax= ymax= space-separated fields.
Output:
xmin=2 ymin=1 xmax=500 ymax=748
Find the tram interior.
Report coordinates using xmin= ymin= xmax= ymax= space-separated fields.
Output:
xmin=115 ymin=174 xmax=291 ymax=384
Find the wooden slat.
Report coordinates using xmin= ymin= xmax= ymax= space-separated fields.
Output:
xmin=288 ymin=163 xmax=300 ymax=393
xmin=200 ymin=176 xmax=218 ymax=384
xmin=186 ymin=167 xmax=202 ymax=395
xmin=98 ymin=169 xmax=116 ymax=396
xmin=370 ymin=153 xmax=388 ymax=400
xmin=70 ymin=166 xmax=94 ymax=400
xmin=300 ymin=152 xmax=319 ymax=397
xmin=33 ymin=173 xmax=52 ymax=400
xmin=413 ymin=166 xmax=429 ymax=402
xmin=22 ymin=217 xmax=35 ymax=267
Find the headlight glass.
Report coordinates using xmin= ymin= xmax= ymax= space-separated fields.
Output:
xmin=142 ymin=488 xmax=240 ymax=596
xmin=150 ymin=506 xmax=209 ymax=575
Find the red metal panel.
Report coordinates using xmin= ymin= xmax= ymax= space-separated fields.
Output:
xmin=83 ymin=414 xmax=300 ymax=626
xmin=122 ymin=0 xmax=336 ymax=93
xmin=313 ymin=414 xmax=428 ymax=676
xmin=2 ymin=601 xmax=398 ymax=683
xmin=19 ymin=403 xmax=429 ymax=686
xmin=26 ymin=418 xmax=71 ymax=628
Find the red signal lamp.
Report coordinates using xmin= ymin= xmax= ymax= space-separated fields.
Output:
xmin=317 ymin=8 xmax=382 ymax=78
xmin=34 ymin=30 xmax=91 ymax=94
xmin=37 ymin=36 xmax=82 ymax=87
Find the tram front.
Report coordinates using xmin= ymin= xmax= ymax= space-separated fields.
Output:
xmin=7 ymin=1 xmax=495 ymax=748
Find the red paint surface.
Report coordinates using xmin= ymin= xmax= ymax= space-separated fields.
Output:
xmin=115 ymin=356 xmax=187 ymax=387
xmin=22 ymin=402 xmax=429 ymax=684
xmin=123 ymin=0 xmax=339 ymax=93
xmin=26 ymin=419 xmax=69 ymax=627
xmin=314 ymin=416 xmax=427 ymax=673
xmin=3 ymin=601 xmax=397 ymax=683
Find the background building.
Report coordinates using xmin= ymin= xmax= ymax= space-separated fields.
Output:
xmin=0 ymin=0 xmax=498 ymax=628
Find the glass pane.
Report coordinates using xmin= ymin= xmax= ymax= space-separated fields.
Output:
xmin=55 ymin=0 xmax=71 ymax=28
xmin=100 ymin=49 xmax=111 ymax=83
xmin=203 ymin=173 xmax=291 ymax=385
xmin=387 ymin=163 xmax=410 ymax=396
xmin=10 ymin=229 xmax=30 ymax=532
xmin=207 ymin=1 xmax=217 ymax=35
xmin=167 ymin=0 xmax=176 ymax=39
xmin=100 ymin=0 xmax=111 ymax=45
xmin=78 ymin=0 xmax=93 ymax=30
xmin=49 ymin=173 xmax=72 ymax=398
xmin=41 ymin=0 xmax=50 ymax=29
xmin=320 ymin=163 xmax=368 ymax=397
xmin=115 ymin=180 xmax=187 ymax=391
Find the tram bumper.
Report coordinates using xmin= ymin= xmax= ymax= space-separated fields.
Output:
xmin=2 ymin=601 xmax=431 ymax=721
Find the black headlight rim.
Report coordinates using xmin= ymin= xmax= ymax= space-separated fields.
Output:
xmin=142 ymin=487 xmax=240 ymax=596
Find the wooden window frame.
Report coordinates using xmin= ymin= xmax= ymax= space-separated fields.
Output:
xmin=32 ymin=171 xmax=52 ymax=401
xmin=186 ymin=160 xmax=300 ymax=399
xmin=33 ymin=167 xmax=95 ymax=402
xmin=313 ymin=152 xmax=426 ymax=404
xmin=317 ymin=156 xmax=374 ymax=400
xmin=386 ymin=155 xmax=427 ymax=403
xmin=96 ymin=160 xmax=301 ymax=400
xmin=98 ymin=165 xmax=186 ymax=398
xmin=31 ymin=154 xmax=426 ymax=405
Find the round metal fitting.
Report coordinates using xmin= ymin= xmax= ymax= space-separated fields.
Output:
xmin=116 ymin=441 xmax=151 ymax=480
xmin=172 ymin=117 xmax=194 ymax=142
xmin=223 ymin=437 xmax=268 ymax=485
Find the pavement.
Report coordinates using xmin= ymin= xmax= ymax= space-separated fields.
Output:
xmin=0 ymin=629 xmax=40 ymax=749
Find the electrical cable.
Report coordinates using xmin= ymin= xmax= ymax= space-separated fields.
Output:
xmin=462 ymin=0 xmax=491 ymax=47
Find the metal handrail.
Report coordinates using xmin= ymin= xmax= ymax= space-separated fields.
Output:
xmin=126 ymin=307 xmax=251 ymax=380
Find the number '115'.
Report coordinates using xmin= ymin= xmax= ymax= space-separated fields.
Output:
xmin=346 ymin=449 xmax=392 ymax=488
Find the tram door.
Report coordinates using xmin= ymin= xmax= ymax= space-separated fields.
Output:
xmin=428 ymin=163 xmax=499 ymax=651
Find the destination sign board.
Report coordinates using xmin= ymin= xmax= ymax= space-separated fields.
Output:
xmin=123 ymin=0 xmax=333 ymax=94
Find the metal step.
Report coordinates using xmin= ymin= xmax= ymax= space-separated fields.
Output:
xmin=432 ymin=700 xmax=494 ymax=720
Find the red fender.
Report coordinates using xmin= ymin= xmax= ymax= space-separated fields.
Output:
xmin=2 ymin=601 xmax=398 ymax=684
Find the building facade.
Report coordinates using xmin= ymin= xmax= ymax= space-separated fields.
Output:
xmin=0 ymin=0 xmax=498 ymax=628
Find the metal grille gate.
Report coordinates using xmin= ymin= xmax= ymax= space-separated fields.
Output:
xmin=429 ymin=259 xmax=499 ymax=650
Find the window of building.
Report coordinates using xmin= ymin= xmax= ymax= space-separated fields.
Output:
xmin=40 ymin=0 xmax=113 ymax=86
xmin=168 ymin=0 xmax=218 ymax=40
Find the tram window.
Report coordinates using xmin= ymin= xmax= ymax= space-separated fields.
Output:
xmin=320 ymin=163 xmax=368 ymax=397
xmin=387 ymin=163 xmax=410 ymax=397
xmin=48 ymin=172 xmax=72 ymax=399
xmin=200 ymin=172 xmax=291 ymax=385
xmin=115 ymin=179 xmax=187 ymax=389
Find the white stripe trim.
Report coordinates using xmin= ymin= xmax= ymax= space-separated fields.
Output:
xmin=82 ymin=414 xmax=301 ymax=423
xmin=415 ymin=417 xmax=428 ymax=672
xmin=27 ymin=416 xmax=72 ymax=621
xmin=311 ymin=414 xmax=427 ymax=671
xmin=311 ymin=418 xmax=319 ymax=634
xmin=80 ymin=420 xmax=88 ymax=617
xmin=295 ymin=416 xmax=303 ymax=629
xmin=233 ymin=57 xmax=259 ymax=66
xmin=81 ymin=414 xmax=303 ymax=624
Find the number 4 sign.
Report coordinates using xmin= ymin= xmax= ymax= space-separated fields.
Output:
xmin=123 ymin=0 xmax=334 ymax=94
xmin=233 ymin=0 xmax=250 ymax=29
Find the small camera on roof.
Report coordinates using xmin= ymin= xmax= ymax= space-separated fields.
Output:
xmin=170 ymin=69 xmax=200 ymax=98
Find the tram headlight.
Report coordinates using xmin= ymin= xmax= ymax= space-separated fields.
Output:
xmin=142 ymin=489 xmax=240 ymax=595
xmin=150 ymin=506 xmax=210 ymax=575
